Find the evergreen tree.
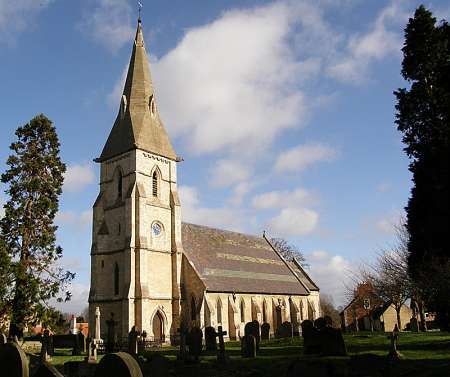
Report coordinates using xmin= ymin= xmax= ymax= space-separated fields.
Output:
xmin=0 ymin=114 xmax=74 ymax=338
xmin=394 ymin=6 xmax=450 ymax=329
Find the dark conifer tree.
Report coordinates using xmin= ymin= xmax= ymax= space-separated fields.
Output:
xmin=394 ymin=6 xmax=449 ymax=329
xmin=1 ymin=114 xmax=74 ymax=338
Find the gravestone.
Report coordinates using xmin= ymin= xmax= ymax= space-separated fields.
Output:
xmin=410 ymin=317 xmax=419 ymax=333
xmin=34 ymin=361 xmax=64 ymax=377
xmin=187 ymin=326 xmax=203 ymax=362
xmin=94 ymin=307 xmax=102 ymax=342
xmin=106 ymin=313 xmax=118 ymax=353
xmin=95 ymin=352 xmax=143 ymax=377
xmin=387 ymin=324 xmax=402 ymax=360
xmin=77 ymin=331 xmax=86 ymax=353
xmin=249 ymin=320 xmax=260 ymax=350
xmin=40 ymin=330 xmax=52 ymax=362
xmin=320 ymin=326 xmax=347 ymax=356
xmin=324 ymin=315 xmax=333 ymax=327
xmin=301 ymin=320 xmax=321 ymax=355
xmin=314 ymin=317 xmax=326 ymax=330
xmin=261 ymin=323 xmax=270 ymax=340
xmin=279 ymin=321 xmax=292 ymax=338
xmin=241 ymin=334 xmax=256 ymax=358
xmin=87 ymin=339 xmax=98 ymax=364
xmin=204 ymin=326 xmax=217 ymax=351
xmin=0 ymin=341 xmax=29 ymax=377
xmin=128 ymin=326 xmax=140 ymax=356
xmin=217 ymin=325 xmax=227 ymax=363
xmin=0 ymin=332 xmax=7 ymax=344
xmin=177 ymin=325 xmax=188 ymax=361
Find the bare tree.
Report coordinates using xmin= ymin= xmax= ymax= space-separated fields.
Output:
xmin=270 ymin=238 xmax=307 ymax=267
xmin=320 ymin=294 xmax=340 ymax=327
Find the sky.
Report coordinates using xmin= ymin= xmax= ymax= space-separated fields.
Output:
xmin=0 ymin=0 xmax=448 ymax=314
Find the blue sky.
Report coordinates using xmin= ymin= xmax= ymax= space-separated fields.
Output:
xmin=0 ymin=0 xmax=448 ymax=313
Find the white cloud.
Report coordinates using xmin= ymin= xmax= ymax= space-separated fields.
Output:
xmin=327 ymin=0 xmax=407 ymax=84
xmin=375 ymin=217 xmax=397 ymax=235
xmin=375 ymin=182 xmax=392 ymax=193
xmin=63 ymin=163 xmax=95 ymax=193
xmin=150 ymin=1 xmax=337 ymax=156
xmin=252 ymin=187 xmax=316 ymax=210
xmin=178 ymin=185 xmax=244 ymax=231
xmin=209 ymin=159 xmax=250 ymax=189
xmin=56 ymin=210 xmax=92 ymax=229
xmin=53 ymin=282 xmax=90 ymax=316
xmin=0 ymin=0 xmax=53 ymax=44
xmin=268 ymin=207 xmax=318 ymax=237
xmin=306 ymin=250 xmax=353 ymax=306
xmin=79 ymin=0 xmax=134 ymax=52
xmin=274 ymin=143 xmax=337 ymax=173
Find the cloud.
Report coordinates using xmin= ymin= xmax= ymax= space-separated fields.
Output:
xmin=274 ymin=143 xmax=337 ymax=173
xmin=56 ymin=210 xmax=92 ymax=229
xmin=209 ymin=159 xmax=250 ymax=189
xmin=268 ymin=207 xmax=319 ymax=237
xmin=53 ymin=282 xmax=90 ymax=315
xmin=79 ymin=0 xmax=134 ymax=52
xmin=327 ymin=0 xmax=407 ymax=84
xmin=375 ymin=182 xmax=392 ymax=193
xmin=0 ymin=0 xmax=53 ymax=44
xmin=252 ymin=187 xmax=317 ymax=210
xmin=178 ymin=185 xmax=244 ymax=231
xmin=63 ymin=163 xmax=95 ymax=193
xmin=150 ymin=1 xmax=338 ymax=156
xmin=306 ymin=250 xmax=353 ymax=306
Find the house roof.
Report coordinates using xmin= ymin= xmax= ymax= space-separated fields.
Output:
xmin=97 ymin=19 xmax=177 ymax=162
xmin=181 ymin=223 xmax=312 ymax=295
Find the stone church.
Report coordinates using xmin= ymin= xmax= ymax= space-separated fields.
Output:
xmin=88 ymin=19 xmax=320 ymax=343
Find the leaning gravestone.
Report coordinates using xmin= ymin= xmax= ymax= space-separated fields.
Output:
xmin=187 ymin=327 xmax=203 ymax=362
xmin=205 ymin=326 xmax=217 ymax=351
xmin=34 ymin=361 xmax=64 ymax=377
xmin=0 ymin=341 xmax=29 ymax=377
xmin=241 ymin=334 xmax=256 ymax=358
xmin=95 ymin=352 xmax=143 ymax=377
xmin=261 ymin=323 xmax=270 ymax=340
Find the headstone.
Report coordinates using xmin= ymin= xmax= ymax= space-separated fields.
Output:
xmin=0 ymin=332 xmax=7 ymax=344
xmin=204 ymin=326 xmax=217 ymax=351
xmin=410 ymin=317 xmax=419 ymax=333
xmin=177 ymin=325 xmax=188 ymax=361
xmin=278 ymin=321 xmax=292 ymax=338
xmin=77 ymin=331 xmax=86 ymax=354
xmin=314 ymin=317 xmax=326 ymax=330
xmin=106 ymin=313 xmax=118 ymax=353
xmin=387 ymin=324 xmax=402 ymax=360
xmin=241 ymin=334 xmax=256 ymax=358
xmin=128 ymin=326 xmax=140 ymax=356
xmin=250 ymin=320 xmax=261 ymax=350
xmin=0 ymin=341 xmax=29 ymax=377
xmin=320 ymin=326 xmax=347 ymax=356
xmin=94 ymin=352 xmax=143 ymax=377
xmin=216 ymin=326 xmax=227 ymax=363
xmin=187 ymin=326 xmax=203 ymax=362
xmin=301 ymin=320 xmax=321 ymax=355
xmin=87 ymin=339 xmax=98 ymax=364
xmin=94 ymin=307 xmax=102 ymax=342
xmin=40 ymin=330 xmax=52 ymax=362
xmin=34 ymin=361 xmax=64 ymax=377
xmin=261 ymin=323 xmax=270 ymax=340
xmin=324 ymin=315 xmax=333 ymax=327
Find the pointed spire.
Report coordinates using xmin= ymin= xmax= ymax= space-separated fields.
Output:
xmin=97 ymin=19 xmax=177 ymax=162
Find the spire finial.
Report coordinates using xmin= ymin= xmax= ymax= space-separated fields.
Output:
xmin=138 ymin=1 xmax=143 ymax=22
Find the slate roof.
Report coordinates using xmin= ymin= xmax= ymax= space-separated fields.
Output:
xmin=287 ymin=259 xmax=319 ymax=291
xmin=181 ymin=223 xmax=312 ymax=295
xmin=97 ymin=20 xmax=177 ymax=162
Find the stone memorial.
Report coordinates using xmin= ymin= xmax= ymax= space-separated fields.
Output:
xmin=94 ymin=306 xmax=102 ymax=343
xmin=279 ymin=321 xmax=292 ymax=338
xmin=250 ymin=320 xmax=261 ymax=350
xmin=40 ymin=330 xmax=52 ymax=362
xmin=106 ymin=313 xmax=118 ymax=353
xmin=204 ymin=326 xmax=217 ymax=351
xmin=94 ymin=352 xmax=143 ymax=377
xmin=320 ymin=326 xmax=347 ymax=356
xmin=187 ymin=326 xmax=203 ymax=362
xmin=216 ymin=325 xmax=227 ymax=363
xmin=128 ymin=326 xmax=140 ymax=356
xmin=261 ymin=323 xmax=270 ymax=340
xmin=88 ymin=339 xmax=98 ymax=364
xmin=241 ymin=334 xmax=256 ymax=358
xmin=314 ymin=317 xmax=326 ymax=330
xmin=301 ymin=320 xmax=321 ymax=355
xmin=0 ymin=341 xmax=29 ymax=377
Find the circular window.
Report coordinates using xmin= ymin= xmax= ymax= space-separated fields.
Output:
xmin=152 ymin=222 xmax=162 ymax=237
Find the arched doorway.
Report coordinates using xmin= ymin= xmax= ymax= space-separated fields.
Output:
xmin=152 ymin=311 xmax=165 ymax=342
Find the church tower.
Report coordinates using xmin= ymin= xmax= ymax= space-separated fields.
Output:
xmin=89 ymin=18 xmax=182 ymax=342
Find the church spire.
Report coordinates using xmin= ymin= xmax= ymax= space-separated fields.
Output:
xmin=97 ymin=18 xmax=177 ymax=162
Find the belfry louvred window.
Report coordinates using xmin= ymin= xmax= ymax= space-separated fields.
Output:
xmin=152 ymin=171 xmax=158 ymax=197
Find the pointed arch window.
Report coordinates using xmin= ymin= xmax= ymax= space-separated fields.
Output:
xmin=262 ymin=300 xmax=267 ymax=323
xmin=114 ymin=263 xmax=119 ymax=295
xmin=240 ymin=299 xmax=245 ymax=323
xmin=217 ymin=298 xmax=222 ymax=325
xmin=152 ymin=170 xmax=158 ymax=197
xmin=191 ymin=296 xmax=197 ymax=321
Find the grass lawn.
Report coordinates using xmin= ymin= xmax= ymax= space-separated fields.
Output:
xmin=46 ymin=331 xmax=450 ymax=376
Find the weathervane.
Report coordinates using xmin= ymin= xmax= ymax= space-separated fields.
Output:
xmin=138 ymin=1 xmax=143 ymax=21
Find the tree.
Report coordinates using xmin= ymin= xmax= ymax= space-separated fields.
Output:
xmin=320 ymin=294 xmax=340 ymax=328
xmin=0 ymin=114 xmax=74 ymax=338
xmin=394 ymin=5 xmax=450 ymax=330
xmin=270 ymin=238 xmax=307 ymax=266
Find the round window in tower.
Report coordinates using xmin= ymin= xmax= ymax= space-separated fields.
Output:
xmin=152 ymin=222 xmax=162 ymax=237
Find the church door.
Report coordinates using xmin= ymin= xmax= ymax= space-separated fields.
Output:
xmin=152 ymin=312 xmax=164 ymax=343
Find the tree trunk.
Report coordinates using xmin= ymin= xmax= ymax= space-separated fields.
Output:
xmin=396 ymin=305 xmax=402 ymax=331
xmin=418 ymin=299 xmax=427 ymax=332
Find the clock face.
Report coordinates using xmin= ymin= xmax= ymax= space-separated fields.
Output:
xmin=152 ymin=222 xmax=162 ymax=236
